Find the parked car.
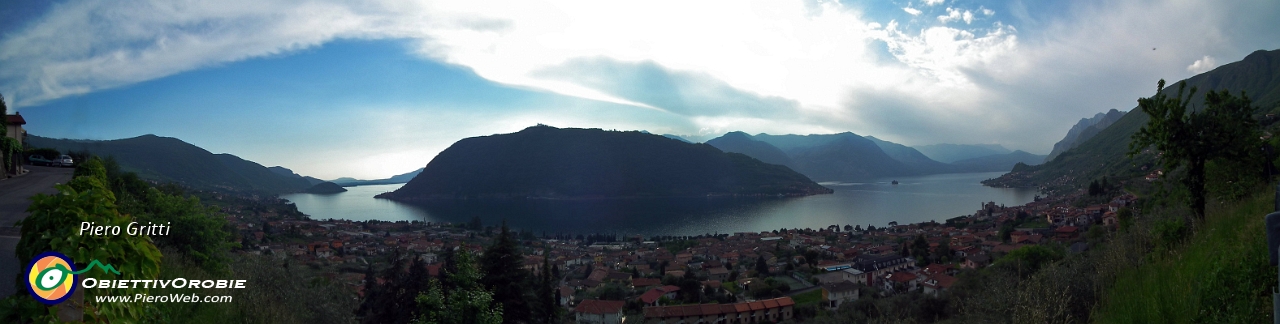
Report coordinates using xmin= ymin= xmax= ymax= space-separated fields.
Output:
xmin=56 ymin=155 xmax=74 ymax=167
xmin=28 ymin=155 xmax=54 ymax=166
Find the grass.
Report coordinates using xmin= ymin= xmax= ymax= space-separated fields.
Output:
xmin=771 ymin=275 xmax=807 ymax=290
xmin=792 ymin=288 xmax=824 ymax=306
xmin=1094 ymin=192 xmax=1277 ymax=323
xmin=721 ymin=282 xmax=742 ymax=294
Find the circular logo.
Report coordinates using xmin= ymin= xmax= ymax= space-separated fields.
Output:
xmin=26 ymin=251 xmax=78 ymax=305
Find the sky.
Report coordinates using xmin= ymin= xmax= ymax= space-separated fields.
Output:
xmin=1 ymin=0 xmax=1278 ymax=180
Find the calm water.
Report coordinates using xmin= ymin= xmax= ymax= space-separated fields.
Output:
xmin=282 ymin=172 xmax=1035 ymax=237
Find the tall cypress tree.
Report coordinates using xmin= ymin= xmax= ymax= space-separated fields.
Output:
xmin=480 ymin=221 xmax=531 ymax=323
xmin=529 ymin=249 xmax=559 ymax=324
xmin=1 ymin=93 xmax=11 ymax=176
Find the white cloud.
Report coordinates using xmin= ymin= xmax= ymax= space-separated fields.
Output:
xmin=2 ymin=0 xmax=1278 ymax=163
xmin=938 ymin=7 xmax=975 ymax=24
xmin=903 ymin=7 xmax=922 ymax=16
xmin=1187 ymin=55 xmax=1217 ymax=74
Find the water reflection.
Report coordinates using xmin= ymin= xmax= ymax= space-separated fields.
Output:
xmin=282 ymin=172 xmax=1036 ymax=237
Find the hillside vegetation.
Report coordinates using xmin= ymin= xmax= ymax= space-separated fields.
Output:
xmin=27 ymin=134 xmax=310 ymax=194
xmin=986 ymin=49 xmax=1280 ymax=194
xmin=1093 ymin=191 xmax=1275 ymax=323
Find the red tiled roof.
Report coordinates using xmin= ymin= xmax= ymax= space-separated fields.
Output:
xmin=933 ymin=274 xmax=958 ymax=289
xmin=923 ymin=263 xmax=953 ymax=275
xmin=643 ymin=307 xmax=664 ymax=318
xmin=777 ymin=297 xmax=795 ymax=307
xmin=5 ymin=114 xmax=25 ymax=125
xmin=673 ymin=305 xmax=698 ymax=317
xmin=633 ymin=278 xmax=662 ymax=288
xmin=719 ymin=304 xmax=737 ymax=314
xmin=762 ymin=299 xmax=779 ymax=308
xmin=639 ymin=288 xmax=664 ymax=304
xmin=700 ymin=304 xmax=720 ymax=316
xmin=888 ymin=272 xmax=917 ymax=283
xmin=641 ymin=297 xmax=795 ymax=319
xmin=575 ymin=299 xmax=625 ymax=315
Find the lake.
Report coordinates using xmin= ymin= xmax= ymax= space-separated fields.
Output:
xmin=282 ymin=171 xmax=1036 ymax=237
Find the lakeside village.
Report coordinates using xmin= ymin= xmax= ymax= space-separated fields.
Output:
xmin=204 ymin=188 xmax=1136 ymax=324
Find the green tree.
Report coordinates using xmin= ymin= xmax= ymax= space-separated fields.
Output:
xmin=990 ymin=245 xmax=1064 ymax=278
xmin=480 ymin=221 xmax=531 ymax=323
xmin=1129 ymin=79 xmax=1262 ymax=219
xmin=911 ymin=235 xmax=930 ymax=266
xmin=415 ymin=249 xmax=503 ymax=324
xmin=0 ymin=93 xmax=12 ymax=177
xmin=532 ymin=250 xmax=561 ymax=324
xmin=755 ymin=255 xmax=770 ymax=277
xmin=11 ymin=157 xmax=163 ymax=322
xmin=134 ymin=188 xmax=235 ymax=272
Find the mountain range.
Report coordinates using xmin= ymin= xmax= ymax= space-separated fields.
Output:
xmin=704 ymin=132 xmax=1044 ymax=182
xmin=913 ymin=144 xmax=1012 ymax=163
xmin=377 ymin=125 xmax=832 ymax=200
xmin=37 ymin=47 xmax=1265 ymax=196
xmin=329 ymin=168 xmax=423 ymax=187
xmin=27 ymin=134 xmax=313 ymax=194
xmin=1044 ymin=109 xmax=1126 ymax=163
xmin=988 ymin=48 xmax=1280 ymax=190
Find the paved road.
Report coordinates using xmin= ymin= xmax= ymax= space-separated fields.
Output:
xmin=0 ymin=166 xmax=75 ymax=297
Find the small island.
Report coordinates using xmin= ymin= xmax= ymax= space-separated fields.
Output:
xmin=304 ymin=181 xmax=347 ymax=194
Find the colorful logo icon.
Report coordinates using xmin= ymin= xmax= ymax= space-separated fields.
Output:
xmin=26 ymin=251 xmax=78 ymax=305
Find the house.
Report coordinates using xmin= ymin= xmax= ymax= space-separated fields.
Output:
xmin=575 ymin=299 xmax=625 ymax=324
xmin=1053 ymin=226 xmax=1080 ymax=241
xmin=642 ymin=297 xmax=794 ymax=324
xmin=1102 ymin=211 xmax=1119 ymax=227
xmin=4 ymin=113 xmax=24 ymax=175
xmin=884 ymin=271 xmax=918 ymax=293
xmin=823 ymin=281 xmax=860 ymax=310
xmin=852 ymin=253 xmax=909 ymax=285
xmin=605 ymin=271 xmax=633 ymax=283
xmin=632 ymin=277 xmax=662 ymax=290
xmin=637 ymin=285 xmax=682 ymax=307
xmin=922 ymin=263 xmax=957 ymax=277
xmin=963 ymin=254 xmax=991 ymax=269
xmin=3 ymin=113 xmax=23 ymax=141
xmin=920 ymin=273 xmax=958 ymax=296
xmin=559 ymin=286 xmax=575 ymax=306
xmin=813 ymin=268 xmax=868 ymax=285
xmin=707 ymin=266 xmax=729 ymax=281
xmin=587 ymin=267 xmax=609 ymax=282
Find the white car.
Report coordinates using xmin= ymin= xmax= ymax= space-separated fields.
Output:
xmin=56 ymin=155 xmax=74 ymax=167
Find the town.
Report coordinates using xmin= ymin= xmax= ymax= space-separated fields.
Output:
xmin=205 ymin=185 xmax=1138 ymax=324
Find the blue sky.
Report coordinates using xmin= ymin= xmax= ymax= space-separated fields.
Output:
xmin=2 ymin=0 xmax=1278 ymax=179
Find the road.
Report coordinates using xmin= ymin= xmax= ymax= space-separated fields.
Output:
xmin=0 ymin=166 xmax=75 ymax=297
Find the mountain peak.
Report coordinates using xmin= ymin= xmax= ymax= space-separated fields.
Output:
xmin=380 ymin=127 xmax=830 ymax=200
